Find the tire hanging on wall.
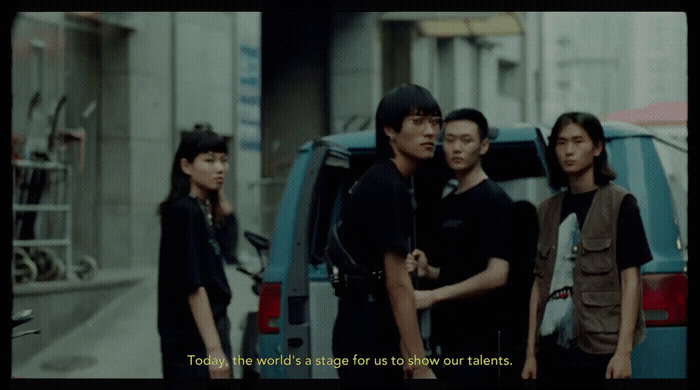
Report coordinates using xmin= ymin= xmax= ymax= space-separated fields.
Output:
xmin=31 ymin=247 xmax=61 ymax=281
xmin=14 ymin=247 xmax=37 ymax=283
xmin=75 ymin=255 xmax=98 ymax=281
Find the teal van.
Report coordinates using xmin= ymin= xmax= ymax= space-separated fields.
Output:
xmin=248 ymin=122 xmax=687 ymax=379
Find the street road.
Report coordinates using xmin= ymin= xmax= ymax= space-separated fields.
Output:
xmin=12 ymin=260 xmax=260 ymax=379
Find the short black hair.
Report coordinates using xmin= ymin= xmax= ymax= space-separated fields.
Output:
xmin=444 ymin=108 xmax=489 ymax=140
xmin=546 ymin=112 xmax=617 ymax=189
xmin=375 ymin=84 xmax=441 ymax=159
xmin=158 ymin=130 xmax=228 ymax=216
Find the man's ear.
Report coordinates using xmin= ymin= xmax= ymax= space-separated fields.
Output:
xmin=593 ymin=140 xmax=604 ymax=157
xmin=479 ymin=137 xmax=490 ymax=156
xmin=180 ymin=158 xmax=192 ymax=176
xmin=384 ymin=125 xmax=397 ymax=140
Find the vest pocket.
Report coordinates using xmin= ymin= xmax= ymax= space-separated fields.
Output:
xmin=578 ymin=238 xmax=613 ymax=274
xmin=580 ymin=291 xmax=621 ymax=333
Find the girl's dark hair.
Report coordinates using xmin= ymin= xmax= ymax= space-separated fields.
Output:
xmin=158 ymin=130 xmax=228 ymax=215
xmin=444 ymin=108 xmax=489 ymax=140
xmin=546 ymin=112 xmax=617 ymax=189
xmin=375 ymin=84 xmax=442 ymax=159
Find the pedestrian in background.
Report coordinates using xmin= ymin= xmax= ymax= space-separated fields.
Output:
xmin=157 ymin=129 xmax=236 ymax=379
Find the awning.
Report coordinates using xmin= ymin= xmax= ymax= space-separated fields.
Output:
xmin=603 ymin=101 xmax=687 ymax=126
xmin=411 ymin=12 xmax=526 ymax=37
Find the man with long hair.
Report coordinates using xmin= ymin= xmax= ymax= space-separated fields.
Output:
xmin=521 ymin=112 xmax=651 ymax=387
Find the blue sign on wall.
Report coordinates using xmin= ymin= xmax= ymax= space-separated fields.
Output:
xmin=239 ymin=44 xmax=261 ymax=151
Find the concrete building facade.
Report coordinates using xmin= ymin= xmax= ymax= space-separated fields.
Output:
xmin=11 ymin=12 xmax=263 ymax=273
xmin=329 ymin=12 xmax=535 ymax=135
xmin=12 ymin=10 xmax=686 ymax=280
xmin=542 ymin=12 xmax=687 ymax=126
xmin=12 ymin=11 xmax=541 ymax=277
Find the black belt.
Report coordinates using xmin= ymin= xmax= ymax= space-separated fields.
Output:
xmin=338 ymin=292 xmax=380 ymax=302
xmin=337 ymin=275 xmax=386 ymax=302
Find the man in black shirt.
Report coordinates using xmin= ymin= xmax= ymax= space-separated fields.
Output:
xmin=332 ymin=84 xmax=442 ymax=380
xmin=406 ymin=108 xmax=513 ymax=384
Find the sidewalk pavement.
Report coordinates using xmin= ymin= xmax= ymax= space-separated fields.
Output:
xmin=12 ymin=261 xmax=260 ymax=379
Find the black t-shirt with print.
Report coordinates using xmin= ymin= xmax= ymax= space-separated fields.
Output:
xmin=560 ymin=188 xmax=653 ymax=271
xmin=430 ymin=178 xmax=513 ymax=348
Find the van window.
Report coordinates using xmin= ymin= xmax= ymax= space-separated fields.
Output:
xmin=652 ymin=139 xmax=688 ymax=250
xmin=308 ymin=157 xmax=350 ymax=266
xmin=607 ymin=137 xmax=683 ymax=257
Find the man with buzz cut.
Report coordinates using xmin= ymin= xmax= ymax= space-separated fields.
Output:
xmin=406 ymin=108 xmax=513 ymax=385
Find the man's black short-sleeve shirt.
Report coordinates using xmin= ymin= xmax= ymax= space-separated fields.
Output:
xmin=158 ymin=195 xmax=232 ymax=343
xmin=338 ymin=159 xmax=413 ymax=275
xmin=431 ymin=178 xmax=513 ymax=346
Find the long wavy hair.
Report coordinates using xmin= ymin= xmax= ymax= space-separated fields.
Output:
xmin=158 ymin=130 xmax=228 ymax=217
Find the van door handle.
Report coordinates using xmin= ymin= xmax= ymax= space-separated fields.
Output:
xmin=288 ymin=338 xmax=303 ymax=348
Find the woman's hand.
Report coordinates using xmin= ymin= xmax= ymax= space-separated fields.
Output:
xmin=215 ymin=188 xmax=234 ymax=217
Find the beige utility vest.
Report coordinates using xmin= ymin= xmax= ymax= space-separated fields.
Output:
xmin=534 ymin=183 xmax=646 ymax=354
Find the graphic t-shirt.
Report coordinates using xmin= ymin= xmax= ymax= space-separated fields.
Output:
xmin=540 ymin=212 xmax=578 ymax=348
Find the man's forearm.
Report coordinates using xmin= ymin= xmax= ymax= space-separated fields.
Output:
xmin=525 ymin=281 xmax=540 ymax=357
xmin=432 ymin=258 xmax=508 ymax=304
xmin=385 ymin=252 xmax=425 ymax=359
xmin=615 ymin=267 xmax=641 ymax=355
